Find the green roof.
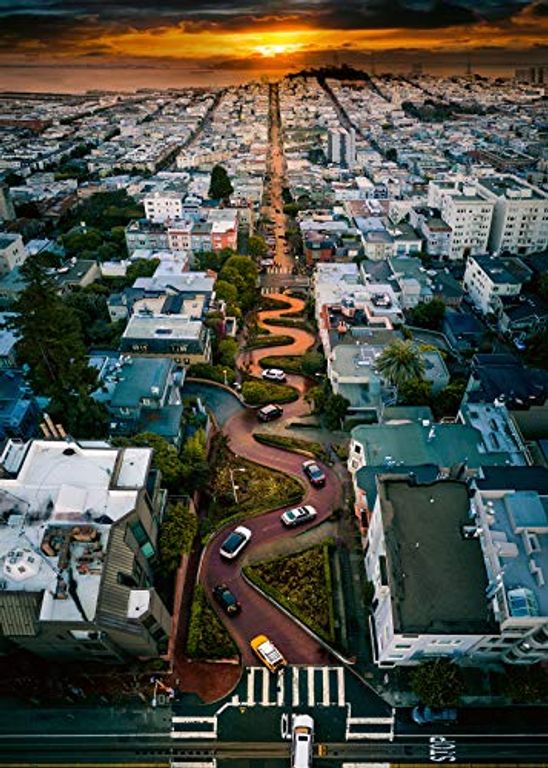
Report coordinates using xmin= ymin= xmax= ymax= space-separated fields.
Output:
xmin=352 ymin=419 xmax=512 ymax=472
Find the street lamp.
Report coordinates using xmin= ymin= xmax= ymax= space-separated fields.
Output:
xmin=229 ymin=466 xmax=246 ymax=504
xmin=223 ymin=368 xmax=228 ymax=386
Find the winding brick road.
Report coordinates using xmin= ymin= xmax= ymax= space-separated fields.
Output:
xmin=200 ymin=293 xmax=342 ymax=666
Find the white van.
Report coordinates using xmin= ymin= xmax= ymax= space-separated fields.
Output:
xmin=291 ymin=714 xmax=314 ymax=768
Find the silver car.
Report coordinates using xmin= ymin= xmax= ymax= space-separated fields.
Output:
xmin=281 ymin=505 xmax=317 ymax=528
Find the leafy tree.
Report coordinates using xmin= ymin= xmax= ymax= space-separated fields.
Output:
xmin=119 ymin=432 xmax=184 ymax=492
xmin=208 ymin=164 xmax=233 ymax=201
xmin=60 ymin=190 xmax=143 ymax=233
xmin=525 ymin=332 xmax=548 ymax=371
xmin=217 ymin=338 xmax=238 ymax=368
xmin=247 ymin=235 xmax=268 ymax=259
xmin=301 ymin=351 xmax=325 ymax=377
xmin=537 ymin=274 xmax=548 ymax=303
xmin=48 ymin=393 xmax=109 ymax=440
xmin=408 ymin=299 xmax=446 ymax=330
xmin=375 ymin=339 xmax=425 ymax=389
xmin=61 ymin=228 xmax=104 ymax=256
xmin=501 ymin=664 xmax=548 ymax=704
xmin=126 ymin=257 xmax=160 ymax=283
xmin=324 ymin=393 xmax=350 ymax=431
xmin=9 ymin=261 xmax=97 ymax=399
xmin=218 ymin=255 xmax=258 ymax=313
xmin=193 ymin=248 xmax=235 ymax=272
xmin=159 ymin=501 xmax=198 ymax=575
xmin=283 ymin=202 xmax=300 ymax=217
xmin=215 ymin=279 xmax=238 ymax=306
xmin=410 ymin=659 xmax=464 ymax=708
xmin=385 ymin=147 xmax=398 ymax=162
xmin=398 ymin=378 xmax=432 ymax=406
xmin=431 ymin=379 xmax=467 ymax=419
xmin=181 ymin=428 xmax=209 ymax=492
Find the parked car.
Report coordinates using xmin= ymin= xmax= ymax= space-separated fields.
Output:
xmin=412 ymin=706 xmax=458 ymax=725
xmin=219 ymin=526 xmax=252 ymax=560
xmin=257 ymin=404 xmax=284 ymax=422
xmin=250 ymin=634 xmax=287 ymax=672
xmin=302 ymin=460 xmax=326 ymax=488
xmin=262 ymin=368 xmax=287 ymax=382
xmin=281 ymin=505 xmax=317 ymax=528
xmin=212 ymin=584 xmax=241 ymax=616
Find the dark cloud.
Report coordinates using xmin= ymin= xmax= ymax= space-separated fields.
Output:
xmin=0 ymin=0 xmax=544 ymax=56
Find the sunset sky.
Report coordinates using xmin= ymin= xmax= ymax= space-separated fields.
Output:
xmin=0 ymin=1 xmax=547 ymax=73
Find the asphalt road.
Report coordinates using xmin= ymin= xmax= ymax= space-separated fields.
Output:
xmin=2 ymin=734 xmax=548 ymax=765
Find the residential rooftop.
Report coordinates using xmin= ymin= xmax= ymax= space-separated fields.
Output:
xmin=379 ymin=477 xmax=496 ymax=635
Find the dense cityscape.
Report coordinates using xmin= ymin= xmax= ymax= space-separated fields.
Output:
xmin=0 ymin=1 xmax=548 ymax=766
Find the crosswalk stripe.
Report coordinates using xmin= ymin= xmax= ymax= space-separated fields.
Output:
xmin=261 ymin=668 xmax=270 ymax=706
xmin=307 ymin=667 xmax=315 ymax=706
xmin=337 ymin=667 xmax=345 ymax=707
xmin=346 ymin=732 xmax=389 ymax=741
xmin=277 ymin=669 xmax=285 ymax=706
xmin=292 ymin=667 xmax=300 ymax=707
xmin=349 ymin=717 xmax=393 ymax=725
xmin=246 ymin=668 xmax=255 ymax=705
xmin=322 ymin=667 xmax=330 ymax=706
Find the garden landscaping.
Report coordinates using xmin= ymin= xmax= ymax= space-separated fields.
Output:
xmin=253 ymin=433 xmax=329 ymax=463
xmin=245 ymin=334 xmax=294 ymax=350
xmin=203 ymin=440 xmax=304 ymax=535
xmin=242 ymin=380 xmax=299 ymax=405
xmin=186 ymin=585 xmax=238 ymax=660
xmin=259 ymin=351 xmax=325 ymax=377
xmin=245 ymin=542 xmax=336 ymax=642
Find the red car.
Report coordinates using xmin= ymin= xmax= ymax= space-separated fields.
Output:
xmin=302 ymin=460 xmax=326 ymax=488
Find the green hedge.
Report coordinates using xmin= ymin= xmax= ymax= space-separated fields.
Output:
xmin=242 ymin=380 xmax=299 ymax=405
xmin=245 ymin=542 xmax=336 ymax=642
xmin=259 ymin=351 xmax=325 ymax=377
xmin=186 ymin=585 xmax=238 ymax=660
xmin=187 ymin=363 xmax=236 ymax=385
xmin=253 ymin=433 xmax=329 ymax=463
xmin=245 ymin=334 xmax=294 ymax=350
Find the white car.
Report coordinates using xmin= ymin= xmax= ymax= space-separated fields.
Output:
xmin=219 ymin=525 xmax=252 ymax=560
xmin=262 ymin=368 xmax=287 ymax=382
xmin=281 ymin=505 xmax=317 ymax=528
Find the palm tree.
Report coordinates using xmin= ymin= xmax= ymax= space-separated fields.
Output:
xmin=375 ymin=339 xmax=425 ymax=389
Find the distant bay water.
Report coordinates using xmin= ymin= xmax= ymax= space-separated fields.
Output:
xmin=0 ymin=62 xmax=521 ymax=94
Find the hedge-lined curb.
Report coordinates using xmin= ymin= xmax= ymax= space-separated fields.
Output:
xmin=253 ymin=433 xmax=330 ymax=464
xmin=245 ymin=334 xmax=294 ymax=350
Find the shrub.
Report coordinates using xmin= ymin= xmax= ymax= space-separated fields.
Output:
xmin=410 ymin=659 xmax=464 ymax=707
xmin=245 ymin=543 xmax=335 ymax=641
xmin=158 ymin=501 xmax=198 ymax=575
xmin=187 ymin=363 xmax=236 ymax=385
xmin=186 ymin=585 xmax=238 ymax=660
xmin=242 ymin=380 xmax=299 ymax=406
xmin=253 ymin=433 xmax=329 ymax=463
xmin=246 ymin=334 xmax=294 ymax=350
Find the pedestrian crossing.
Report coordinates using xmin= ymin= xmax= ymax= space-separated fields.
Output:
xmin=171 ymin=666 xmax=394 ymax=743
xmin=171 ymin=715 xmax=217 ymax=740
xmin=230 ymin=665 xmax=347 ymax=709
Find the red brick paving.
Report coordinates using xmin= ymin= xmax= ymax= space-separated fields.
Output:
xmin=172 ymin=658 xmax=242 ymax=704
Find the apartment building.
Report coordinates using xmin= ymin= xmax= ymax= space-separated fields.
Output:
xmin=429 ymin=180 xmax=494 ymax=260
xmin=143 ymin=191 xmax=184 ymax=223
xmin=365 ymin=474 xmax=548 ymax=668
xmin=476 ymin=176 xmax=548 ymax=256
xmin=120 ymin=314 xmax=211 ymax=365
xmin=327 ymin=127 xmax=356 ymax=168
xmin=125 ymin=220 xmax=169 ymax=254
xmin=463 ymin=255 xmax=532 ymax=315
xmin=0 ymin=234 xmax=28 ymax=277
xmin=0 ymin=438 xmax=171 ymax=660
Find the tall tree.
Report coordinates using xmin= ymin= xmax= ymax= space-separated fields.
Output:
xmin=375 ymin=339 xmax=425 ymax=389
xmin=9 ymin=261 xmax=97 ymax=399
xmin=208 ymin=164 xmax=233 ymax=201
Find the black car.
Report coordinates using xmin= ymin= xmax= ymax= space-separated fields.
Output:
xmin=213 ymin=584 xmax=241 ymax=616
xmin=302 ymin=460 xmax=326 ymax=488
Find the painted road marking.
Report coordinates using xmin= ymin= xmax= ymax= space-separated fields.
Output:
xmin=307 ymin=667 xmax=315 ymax=706
xmin=336 ymin=667 xmax=345 ymax=707
xmin=171 ymin=716 xmax=217 ymax=740
xmin=261 ymin=668 xmax=270 ymax=706
xmin=277 ymin=669 xmax=285 ymax=706
xmin=322 ymin=668 xmax=330 ymax=706
xmin=246 ymin=668 xmax=255 ymax=705
xmin=292 ymin=667 xmax=300 ymax=707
